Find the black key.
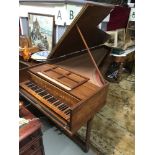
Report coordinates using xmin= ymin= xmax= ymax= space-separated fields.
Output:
xmin=38 ymin=90 xmax=46 ymax=96
xmin=31 ymin=86 xmax=39 ymax=91
xmin=60 ymin=104 xmax=68 ymax=111
xmin=48 ymin=97 xmax=57 ymax=103
xmin=58 ymin=104 xmax=65 ymax=109
xmin=34 ymin=87 xmax=42 ymax=93
xmin=35 ymin=88 xmax=43 ymax=93
xmin=64 ymin=109 xmax=70 ymax=115
xmin=26 ymin=81 xmax=33 ymax=86
xmin=27 ymin=83 xmax=34 ymax=87
xmin=53 ymin=101 xmax=61 ymax=106
xmin=28 ymin=84 xmax=36 ymax=88
xmin=44 ymin=94 xmax=52 ymax=100
xmin=58 ymin=103 xmax=66 ymax=110
xmin=62 ymin=103 xmax=68 ymax=107
xmin=39 ymin=91 xmax=48 ymax=97
xmin=47 ymin=96 xmax=53 ymax=101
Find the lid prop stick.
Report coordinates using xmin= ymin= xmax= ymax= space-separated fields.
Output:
xmin=76 ymin=25 xmax=105 ymax=85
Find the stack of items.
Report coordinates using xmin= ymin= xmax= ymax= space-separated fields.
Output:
xmin=104 ymin=26 xmax=135 ymax=82
xmin=19 ymin=35 xmax=39 ymax=61
xmin=104 ymin=27 xmax=135 ymax=52
xmin=19 ymin=35 xmax=50 ymax=62
xmin=19 ymin=118 xmax=29 ymax=128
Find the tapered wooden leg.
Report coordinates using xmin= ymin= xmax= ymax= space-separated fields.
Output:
xmin=70 ymin=117 xmax=93 ymax=153
xmin=85 ymin=117 xmax=93 ymax=152
xmin=117 ymin=62 xmax=124 ymax=81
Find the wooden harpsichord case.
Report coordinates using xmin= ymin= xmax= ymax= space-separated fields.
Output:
xmin=19 ymin=2 xmax=114 ymax=152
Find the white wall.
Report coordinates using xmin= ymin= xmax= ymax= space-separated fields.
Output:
xmin=19 ymin=3 xmax=82 ymax=26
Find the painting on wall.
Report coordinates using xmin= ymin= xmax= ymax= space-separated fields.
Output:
xmin=104 ymin=28 xmax=125 ymax=49
xmin=117 ymin=28 xmax=125 ymax=48
xmin=28 ymin=13 xmax=54 ymax=51
xmin=19 ymin=17 xmax=29 ymax=36
xmin=104 ymin=30 xmax=118 ymax=47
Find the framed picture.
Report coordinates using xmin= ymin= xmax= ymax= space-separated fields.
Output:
xmin=104 ymin=28 xmax=125 ymax=48
xmin=19 ymin=17 xmax=29 ymax=36
xmin=28 ymin=13 xmax=54 ymax=51
xmin=117 ymin=28 xmax=125 ymax=48
xmin=104 ymin=30 xmax=118 ymax=47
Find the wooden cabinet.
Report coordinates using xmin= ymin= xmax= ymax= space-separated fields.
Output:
xmin=19 ymin=104 xmax=45 ymax=155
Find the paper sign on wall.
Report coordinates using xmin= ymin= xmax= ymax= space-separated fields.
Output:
xmin=66 ymin=4 xmax=82 ymax=25
xmin=129 ymin=8 xmax=135 ymax=21
xmin=19 ymin=4 xmax=82 ymax=26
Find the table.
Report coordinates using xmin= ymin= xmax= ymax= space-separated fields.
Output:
xmin=107 ymin=46 xmax=135 ymax=81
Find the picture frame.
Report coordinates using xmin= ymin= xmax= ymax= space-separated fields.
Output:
xmin=104 ymin=30 xmax=118 ymax=47
xmin=28 ymin=13 xmax=55 ymax=51
xmin=19 ymin=17 xmax=29 ymax=36
xmin=104 ymin=28 xmax=125 ymax=48
xmin=117 ymin=28 xmax=125 ymax=47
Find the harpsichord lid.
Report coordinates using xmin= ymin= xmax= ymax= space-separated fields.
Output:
xmin=48 ymin=2 xmax=114 ymax=59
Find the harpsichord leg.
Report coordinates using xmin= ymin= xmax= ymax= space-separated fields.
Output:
xmin=84 ymin=117 xmax=93 ymax=152
xmin=71 ymin=117 xmax=93 ymax=153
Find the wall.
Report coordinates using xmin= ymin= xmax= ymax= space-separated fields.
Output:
xmin=19 ymin=2 xmax=110 ymax=44
xmin=19 ymin=3 xmax=82 ymax=26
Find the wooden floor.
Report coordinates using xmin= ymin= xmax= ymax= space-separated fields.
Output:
xmin=78 ymin=73 xmax=135 ymax=155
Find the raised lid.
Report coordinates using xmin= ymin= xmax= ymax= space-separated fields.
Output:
xmin=48 ymin=3 xmax=114 ymax=59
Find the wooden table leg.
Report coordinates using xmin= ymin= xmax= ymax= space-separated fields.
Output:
xmin=112 ymin=56 xmax=126 ymax=82
xmin=117 ymin=62 xmax=124 ymax=81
